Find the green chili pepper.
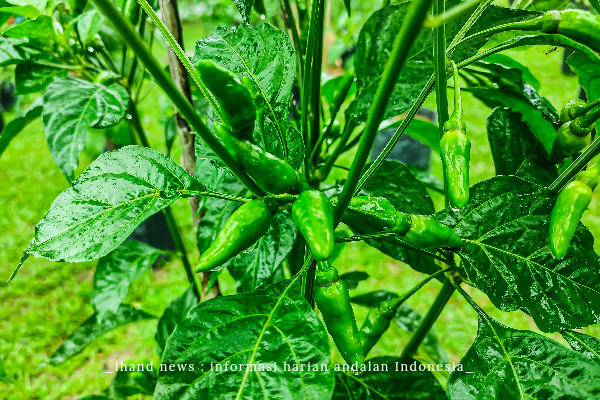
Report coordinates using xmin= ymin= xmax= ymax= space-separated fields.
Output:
xmin=214 ymin=122 xmax=299 ymax=194
xmin=402 ymin=214 xmax=462 ymax=249
xmin=315 ymin=263 xmax=364 ymax=368
xmin=69 ymin=0 xmax=87 ymax=15
xmin=552 ymin=120 xmax=591 ymax=162
xmin=441 ymin=62 xmax=470 ymax=209
xmin=196 ymin=200 xmax=272 ymax=273
xmin=196 ymin=61 xmax=256 ymax=139
xmin=359 ymin=301 xmax=396 ymax=357
xmin=560 ymin=99 xmax=587 ymax=123
xmin=550 ymin=177 xmax=594 ymax=260
xmin=292 ymin=190 xmax=335 ymax=261
xmin=343 ymin=196 xmax=397 ymax=230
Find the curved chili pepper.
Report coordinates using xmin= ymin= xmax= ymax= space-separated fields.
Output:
xmin=196 ymin=61 xmax=256 ymax=139
xmin=214 ymin=122 xmax=299 ymax=194
xmin=359 ymin=300 xmax=396 ymax=357
xmin=292 ymin=190 xmax=335 ymax=261
xmin=401 ymin=214 xmax=462 ymax=249
xmin=196 ymin=200 xmax=272 ymax=273
xmin=315 ymin=263 xmax=364 ymax=368
xmin=560 ymin=99 xmax=587 ymax=123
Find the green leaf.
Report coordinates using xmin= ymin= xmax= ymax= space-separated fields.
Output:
xmin=464 ymin=87 xmax=556 ymax=154
xmin=0 ymin=5 xmax=40 ymax=17
xmin=486 ymin=107 xmax=557 ymax=186
xmin=164 ymin=114 xmax=177 ymax=157
xmin=448 ymin=315 xmax=600 ymax=399
xmin=24 ymin=146 xmax=206 ymax=263
xmin=333 ymin=356 xmax=446 ymax=399
xmin=521 ymin=0 xmax=569 ymax=11
xmin=351 ymin=290 xmax=399 ymax=307
xmin=363 ymin=160 xmax=434 ymax=215
xmin=3 ymin=15 xmax=53 ymax=42
xmin=155 ymin=284 xmax=198 ymax=358
xmin=154 ymin=279 xmax=334 ymax=399
xmin=193 ymin=24 xmax=296 ymax=164
xmin=0 ymin=96 xmax=43 ymax=159
xmin=92 ymin=241 xmax=165 ymax=319
xmin=380 ymin=118 xmax=440 ymax=154
xmin=482 ymin=53 xmax=540 ymax=90
xmin=349 ymin=3 xmax=538 ymax=121
xmin=230 ymin=0 xmax=254 ymax=23
xmin=45 ymin=304 xmax=156 ymax=365
xmin=106 ymin=364 xmax=157 ymax=397
xmin=0 ymin=353 xmax=11 ymax=384
xmin=436 ymin=176 xmax=600 ymax=332
xmin=76 ymin=10 xmax=104 ymax=45
xmin=15 ymin=62 xmax=68 ymax=95
xmin=286 ymin=124 xmax=305 ymax=171
xmin=567 ymin=52 xmax=600 ymax=133
xmin=227 ymin=211 xmax=297 ymax=293
xmin=42 ymin=78 xmax=129 ymax=180
xmin=561 ymin=330 xmax=600 ymax=365
xmin=403 ymin=164 xmax=444 ymax=193
xmin=0 ymin=36 xmax=40 ymax=66
xmin=4 ymin=0 xmax=46 ymax=11
xmin=339 ymin=271 xmax=369 ymax=290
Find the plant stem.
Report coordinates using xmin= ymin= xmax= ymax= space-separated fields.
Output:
xmin=301 ymin=0 xmax=321 ymax=179
xmin=128 ymin=100 xmax=151 ymax=147
xmin=450 ymin=280 xmax=488 ymax=318
xmin=389 ymin=267 xmax=454 ymax=310
xmin=333 ymin=0 xmax=434 ymax=227
xmin=315 ymin=119 xmax=357 ymax=181
xmin=163 ymin=206 xmax=202 ymax=299
xmin=549 ymin=138 xmax=600 ymax=192
xmin=134 ymin=0 xmax=222 ymax=121
xmin=127 ymin=11 xmax=147 ymax=89
xmin=309 ymin=0 xmax=325 ymax=154
xmin=91 ymin=0 xmax=265 ymax=197
xmin=401 ymin=278 xmax=454 ymax=357
xmin=302 ymin=253 xmax=316 ymax=307
xmin=134 ymin=26 xmax=155 ymax=101
xmin=280 ymin=0 xmax=304 ymax=91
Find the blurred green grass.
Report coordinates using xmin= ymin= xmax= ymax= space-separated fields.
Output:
xmin=1 ymin=18 xmax=600 ymax=400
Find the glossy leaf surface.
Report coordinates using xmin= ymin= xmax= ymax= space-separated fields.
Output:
xmin=561 ymin=330 xmax=600 ymax=365
xmin=15 ymin=62 xmax=67 ymax=95
xmin=154 ymin=280 xmax=334 ymax=400
xmin=193 ymin=24 xmax=297 ymax=165
xmin=155 ymin=285 xmax=198 ymax=358
xmin=46 ymin=304 xmax=156 ymax=365
xmin=436 ymin=176 xmax=600 ymax=332
xmin=227 ymin=211 xmax=296 ymax=293
xmin=486 ymin=107 xmax=557 ymax=186
xmin=92 ymin=241 xmax=164 ymax=318
xmin=333 ymin=356 xmax=446 ymax=399
xmin=42 ymin=78 xmax=129 ymax=179
xmin=25 ymin=146 xmax=205 ymax=263
xmin=349 ymin=3 xmax=537 ymax=121
xmin=448 ymin=315 xmax=600 ymax=399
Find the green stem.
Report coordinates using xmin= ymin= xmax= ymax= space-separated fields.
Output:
xmin=549 ymin=137 xmax=600 ymax=192
xmin=446 ymin=0 xmax=494 ymax=56
xmin=134 ymin=0 xmax=222 ymax=121
xmin=315 ymin=119 xmax=358 ymax=181
xmin=400 ymin=278 xmax=455 ymax=357
xmin=333 ymin=0 xmax=434 ymax=226
xmin=302 ymin=253 xmax=316 ymax=307
xmin=577 ymin=99 xmax=600 ymax=117
xmin=426 ymin=0 xmax=483 ymax=29
xmin=96 ymin=46 xmax=119 ymax=75
xmin=450 ymin=280 xmax=488 ymax=318
xmin=433 ymin=0 xmax=449 ymax=207
xmin=128 ymin=100 xmax=151 ymax=147
xmin=181 ymin=190 xmax=250 ymax=203
xmin=134 ymin=26 xmax=155 ymax=102
xmin=301 ymin=0 xmax=321 ymax=179
xmin=163 ymin=206 xmax=202 ymax=299
xmin=579 ymin=106 xmax=600 ymax=128
xmin=280 ymin=0 xmax=304 ymax=92
xmin=355 ymin=76 xmax=435 ymax=194
xmin=309 ymin=0 xmax=325 ymax=154
xmin=91 ymin=0 xmax=265 ymax=197
xmin=127 ymin=11 xmax=147 ymax=89
xmin=382 ymin=0 xmax=390 ymax=6
xmin=388 ymin=267 xmax=454 ymax=310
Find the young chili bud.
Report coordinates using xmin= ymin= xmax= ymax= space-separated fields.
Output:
xmin=402 ymin=214 xmax=462 ymax=249
xmin=359 ymin=300 xmax=396 ymax=357
xmin=292 ymin=191 xmax=335 ymax=261
xmin=552 ymin=121 xmax=591 ymax=162
xmin=214 ymin=122 xmax=299 ymax=194
xmin=315 ymin=263 xmax=364 ymax=368
xmin=196 ymin=200 xmax=272 ymax=272
xmin=196 ymin=61 xmax=256 ymax=139
xmin=560 ymin=99 xmax=587 ymax=123
xmin=549 ymin=178 xmax=595 ymax=260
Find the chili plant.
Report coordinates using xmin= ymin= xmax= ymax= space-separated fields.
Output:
xmin=2 ymin=0 xmax=600 ymax=397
